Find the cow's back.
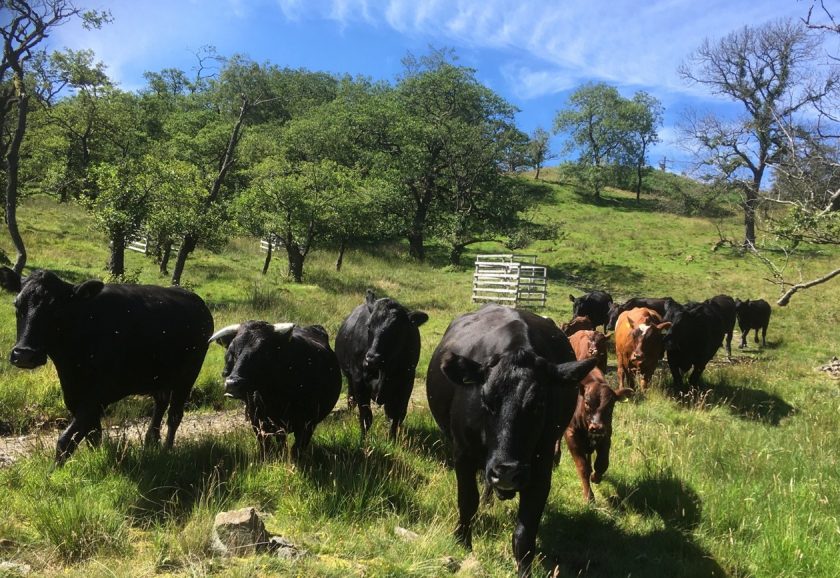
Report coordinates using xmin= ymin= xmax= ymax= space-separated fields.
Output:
xmin=53 ymin=285 xmax=213 ymax=403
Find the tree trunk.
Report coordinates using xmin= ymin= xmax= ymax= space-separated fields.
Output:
xmin=286 ymin=244 xmax=305 ymax=283
xmin=159 ymin=240 xmax=172 ymax=276
xmin=743 ymin=191 xmax=758 ymax=247
xmin=636 ymin=162 xmax=643 ymax=202
xmin=4 ymin=93 xmax=29 ymax=274
xmin=534 ymin=164 xmax=541 ymax=180
xmin=171 ymin=234 xmax=197 ymax=286
xmin=335 ymin=239 xmax=346 ymax=272
xmin=449 ymin=244 xmax=465 ymax=267
xmin=108 ymin=234 xmax=126 ymax=277
xmin=262 ymin=238 xmax=273 ymax=275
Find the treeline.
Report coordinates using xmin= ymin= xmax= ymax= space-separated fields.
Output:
xmin=6 ymin=39 xmax=562 ymax=283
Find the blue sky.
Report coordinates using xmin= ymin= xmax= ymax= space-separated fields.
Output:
xmin=47 ymin=0 xmax=822 ymax=172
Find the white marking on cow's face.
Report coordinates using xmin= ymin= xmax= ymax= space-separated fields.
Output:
xmin=639 ymin=323 xmax=651 ymax=336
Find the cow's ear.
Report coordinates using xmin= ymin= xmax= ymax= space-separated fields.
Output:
xmin=568 ymin=294 xmax=575 ymax=302
xmin=0 ymin=266 xmax=21 ymax=293
xmin=615 ymin=387 xmax=634 ymax=401
xmin=440 ymin=352 xmax=485 ymax=387
xmin=73 ymin=279 xmax=104 ymax=301
xmin=409 ymin=310 xmax=428 ymax=327
xmin=551 ymin=357 xmax=598 ymax=386
xmin=365 ymin=289 xmax=376 ymax=309
xmin=655 ymin=321 xmax=672 ymax=332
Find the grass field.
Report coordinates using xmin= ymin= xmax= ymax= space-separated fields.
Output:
xmin=0 ymin=172 xmax=838 ymax=577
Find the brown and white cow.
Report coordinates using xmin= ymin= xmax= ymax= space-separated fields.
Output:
xmin=568 ymin=329 xmax=609 ymax=374
xmin=614 ymin=307 xmax=671 ymax=391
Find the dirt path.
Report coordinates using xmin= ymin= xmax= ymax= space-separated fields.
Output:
xmin=0 ymin=409 xmax=248 ymax=468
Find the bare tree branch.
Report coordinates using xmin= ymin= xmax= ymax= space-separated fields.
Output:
xmin=777 ymin=266 xmax=840 ymax=305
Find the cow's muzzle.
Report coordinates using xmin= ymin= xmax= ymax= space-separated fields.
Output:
xmin=9 ymin=347 xmax=47 ymax=369
xmin=223 ymin=377 xmax=247 ymax=400
xmin=487 ymin=461 xmax=530 ymax=498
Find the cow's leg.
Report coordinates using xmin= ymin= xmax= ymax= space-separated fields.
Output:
xmin=569 ymin=445 xmax=593 ymax=502
xmin=355 ymin=387 xmax=373 ymax=440
xmin=689 ymin=363 xmax=707 ymax=387
xmin=454 ymin=458 xmax=480 ymax=550
xmin=513 ymin=467 xmax=551 ymax=578
xmin=724 ymin=330 xmax=733 ymax=359
xmin=667 ymin=357 xmax=683 ymax=391
xmin=292 ymin=423 xmax=314 ymax=457
xmin=754 ymin=327 xmax=760 ymax=344
xmin=739 ymin=327 xmax=748 ymax=348
xmin=592 ymin=440 xmax=611 ymax=485
xmin=145 ymin=391 xmax=171 ymax=446
xmin=163 ymin=387 xmax=189 ymax=449
xmin=55 ymin=409 xmax=101 ymax=465
xmin=761 ymin=324 xmax=768 ymax=346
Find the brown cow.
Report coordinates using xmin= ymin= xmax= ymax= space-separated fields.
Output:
xmin=615 ymin=308 xmax=671 ymax=391
xmin=563 ymin=368 xmax=632 ymax=501
xmin=560 ymin=316 xmax=595 ymax=336
xmin=569 ymin=330 xmax=610 ymax=374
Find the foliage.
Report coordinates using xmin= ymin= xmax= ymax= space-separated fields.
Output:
xmin=553 ymin=83 xmax=662 ymax=199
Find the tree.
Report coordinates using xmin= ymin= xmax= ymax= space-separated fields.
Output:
xmin=619 ymin=91 xmax=663 ymax=201
xmin=678 ymin=19 xmax=838 ymax=247
xmin=553 ymin=82 xmax=626 ymax=198
xmin=527 ymin=127 xmax=555 ymax=180
xmin=1 ymin=0 xmax=109 ymax=273
xmin=383 ymin=48 xmax=522 ymax=260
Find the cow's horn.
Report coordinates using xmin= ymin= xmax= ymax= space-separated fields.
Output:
xmin=208 ymin=324 xmax=241 ymax=345
xmin=273 ymin=322 xmax=295 ymax=335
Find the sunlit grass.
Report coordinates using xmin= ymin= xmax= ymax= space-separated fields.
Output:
xmin=0 ymin=185 xmax=838 ymax=576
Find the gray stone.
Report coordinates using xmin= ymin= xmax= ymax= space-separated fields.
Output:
xmin=0 ymin=561 xmax=31 ymax=576
xmin=268 ymin=535 xmax=307 ymax=560
xmin=211 ymin=507 xmax=270 ymax=556
xmin=394 ymin=526 xmax=419 ymax=541
xmin=441 ymin=555 xmax=460 ymax=573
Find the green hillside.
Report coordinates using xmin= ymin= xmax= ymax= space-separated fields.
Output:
xmin=0 ymin=176 xmax=838 ymax=577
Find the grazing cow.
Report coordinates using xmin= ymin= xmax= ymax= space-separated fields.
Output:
xmin=662 ymin=300 xmax=729 ymax=390
xmin=568 ymin=330 xmax=610 ymax=374
xmin=426 ymin=304 xmax=597 ymax=577
xmin=0 ymin=267 xmax=213 ymax=464
xmin=734 ymin=298 xmax=772 ymax=348
xmin=562 ymin=367 xmax=632 ymax=502
xmin=559 ymin=315 xmax=595 ymax=336
xmin=569 ymin=290 xmax=613 ymax=331
xmin=707 ymin=294 xmax=736 ymax=358
xmin=614 ymin=307 xmax=671 ymax=391
xmin=209 ymin=321 xmax=341 ymax=457
xmin=335 ymin=290 xmax=428 ymax=439
xmin=606 ymin=297 xmax=677 ymax=330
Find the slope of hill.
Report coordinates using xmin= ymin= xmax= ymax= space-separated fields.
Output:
xmin=0 ymin=179 xmax=837 ymax=577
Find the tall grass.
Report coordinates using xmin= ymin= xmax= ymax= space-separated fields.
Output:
xmin=0 ymin=185 xmax=839 ymax=576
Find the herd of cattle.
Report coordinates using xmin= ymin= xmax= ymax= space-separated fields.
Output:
xmin=0 ymin=266 xmax=772 ymax=577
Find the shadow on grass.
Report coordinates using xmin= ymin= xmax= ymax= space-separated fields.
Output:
xmin=549 ymin=261 xmax=644 ymax=295
xmin=675 ymin=378 xmax=795 ymax=426
xmin=296 ymin=438 xmax=423 ymax=521
xmin=400 ymin=418 xmax=451 ymax=465
xmin=541 ymin=472 xmax=730 ymax=577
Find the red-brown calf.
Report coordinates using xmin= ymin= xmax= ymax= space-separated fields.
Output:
xmin=563 ymin=368 xmax=632 ymax=501
xmin=568 ymin=329 xmax=610 ymax=374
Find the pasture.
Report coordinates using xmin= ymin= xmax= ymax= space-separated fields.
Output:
xmin=0 ymin=173 xmax=838 ymax=577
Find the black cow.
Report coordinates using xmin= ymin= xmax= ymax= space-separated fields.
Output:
xmin=335 ymin=290 xmax=428 ymax=439
xmin=0 ymin=267 xmax=213 ymax=464
xmin=209 ymin=321 xmax=341 ymax=457
xmin=707 ymin=294 xmax=736 ymax=358
xmin=426 ymin=304 xmax=597 ymax=577
xmin=606 ymin=296 xmax=677 ymax=331
xmin=734 ymin=298 xmax=772 ymax=348
xmin=663 ymin=300 xmax=728 ymax=390
xmin=569 ymin=290 xmax=613 ymax=331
